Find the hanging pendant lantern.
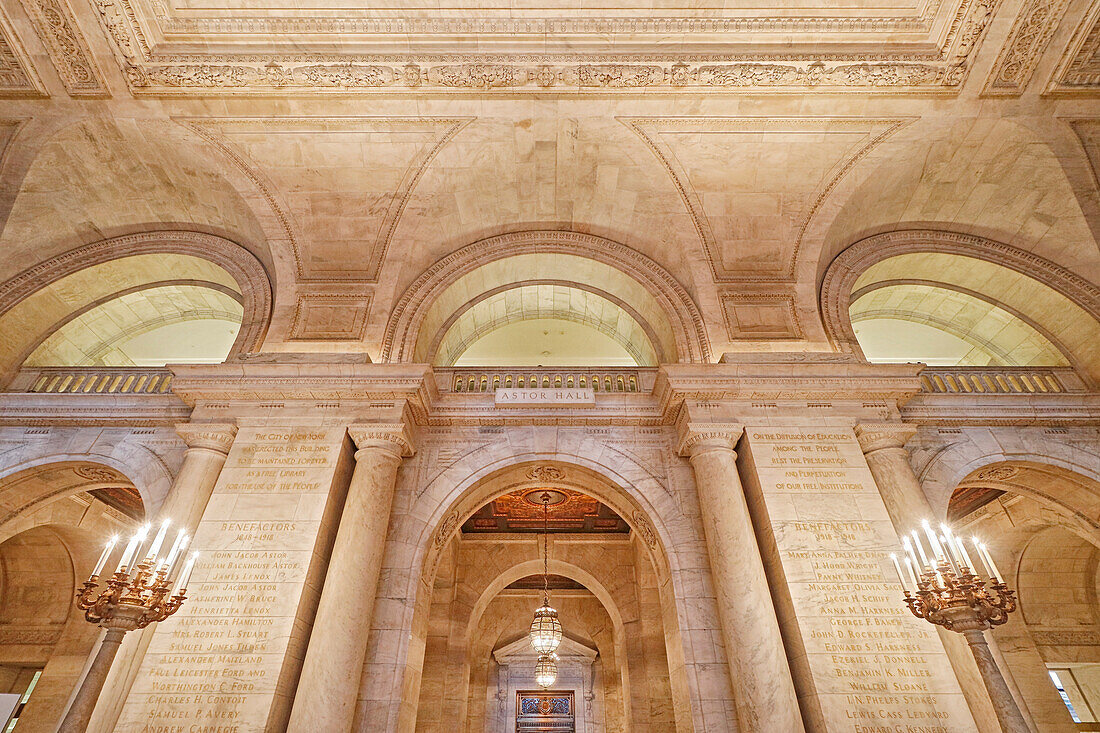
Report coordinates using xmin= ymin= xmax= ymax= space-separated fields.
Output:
xmin=529 ymin=491 xmax=563 ymax=655
xmin=530 ymin=602 xmax=563 ymax=655
xmin=534 ymin=654 xmax=558 ymax=689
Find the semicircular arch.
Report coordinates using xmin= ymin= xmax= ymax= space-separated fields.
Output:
xmin=0 ymin=230 xmax=272 ymax=383
xmin=820 ymin=229 xmax=1100 ymax=384
xmin=382 ymin=231 xmax=710 ymax=364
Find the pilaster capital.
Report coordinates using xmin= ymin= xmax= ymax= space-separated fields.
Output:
xmin=175 ymin=423 xmax=237 ymax=455
xmin=676 ymin=422 xmax=744 ymax=457
xmin=348 ymin=423 xmax=415 ymax=459
xmin=854 ymin=422 xmax=918 ymax=456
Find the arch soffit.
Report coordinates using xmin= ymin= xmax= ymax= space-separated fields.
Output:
xmin=850 ymin=278 xmax=1077 ymax=369
xmin=0 ymin=448 xmax=170 ymax=526
xmin=382 ymin=231 xmax=711 ymax=364
xmin=819 ymin=230 xmax=1100 ymax=372
xmin=0 ymin=230 xmax=273 ymax=362
xmin=1014 ymin=526 xmax=1100 ymax=628
xmin=461 ymin=558 xmax=627 ymax=656
xmin=936 ymin=457 xmax=1100 ymax=545
xmin=428 ymin=279 xmax=665 ymax=366
xmin=412 ymin=455 xmax=678 ymax=591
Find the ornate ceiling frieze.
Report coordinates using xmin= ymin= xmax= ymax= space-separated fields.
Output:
xmin=19 ymin=0 xmax=107 ymax=96
xmin=0 ymin=11 xmax=45 ymax=96
xmin=983 ymin=0 xmax=1070 ymax=96
xmin=1050 ymin=3 xmax=1100 ymax=94
xmin=87 ymin=0 xmax=1001 ymax=95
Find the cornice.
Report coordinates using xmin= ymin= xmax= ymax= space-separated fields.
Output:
xmin=167 ymin=362 xmax=435 ymax=421
xmin=20 ymin=0 xmax=107 ymax=97
xmin=655 ymin=359 xmax=925 ymax=418
xmin=0 ymin=393 xmax=190 ymax=427
xmin=0 ymin=10 xmax=47 ymax=97
xmin=900 ymin=393 xmax=1100 ymax=427
xmin=982 ymin=0 xmax=1070 ymax=96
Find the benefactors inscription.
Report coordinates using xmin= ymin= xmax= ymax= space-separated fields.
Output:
xmin=118 ymin=426 xmax=349 ymax=732
xmin=744 ymin=427 xmax=975 ymax=732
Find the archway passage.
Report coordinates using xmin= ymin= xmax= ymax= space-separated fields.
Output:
xmin=414 ymin=485 xmax=674 ymax=733
xmin=0 ymin=460 xmax=141 ymax=730
xmin=950 ymin=461 xmax=1100 ymax=731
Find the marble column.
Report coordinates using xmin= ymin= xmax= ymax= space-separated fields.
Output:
xmin=677 ymin=422 xmax=805 ymax=733
xmin=287 ymin=423 xmax=413 ymax=733
xmin=854 ymin=423 xmax=1007 ymax=733
xmin=85 ymin=423 xmax=237 ymax=733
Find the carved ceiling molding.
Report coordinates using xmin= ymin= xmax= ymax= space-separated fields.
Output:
xmin=19 ymin=0 xmax=107 ymax=97
xmin=382 ymin=230 xmax=710 ymax=364
xmin=819 ymin=229 xmax=1100 ymax=356
xmin=1050 ymin=2 xmax=1100 ymax=94
xmin=0 ymin=10 xmax=46 ymax=97
xmin=178 ymin=117 xmax=471 ymax=283
xmin=0 ymin=230 xmax=273 ymax=357
xmin=983 ymin=0 xmax=1070 ymax=96
xmin=623 ymin=117 xmax=913 ymax=282
xmin=719 ymin=293 xmax=803 ymax=341
xmin=88 ymin=0 xmax=999 ymax=94
xmin=288 ymin=294 xmax=372 ymax=342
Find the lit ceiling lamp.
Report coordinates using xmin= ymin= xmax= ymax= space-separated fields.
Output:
xmin=530 ymin=491 xmax=563 ymax=687
xmin=535 ymin=653 xmax=558 ymax=689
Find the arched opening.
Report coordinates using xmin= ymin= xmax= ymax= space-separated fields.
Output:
xmin=0 ymin=461 xmax=142 ymax=729
xmin=383 ymin=231 xmax=710 ymax=365
xmin=397 ymin=461 xmax=694 ymax=733
xmin=0 ymin=231 xmax=272 ymax=385
xmin=949 ymin=461 xmax=1100 ymax=731
xmin=413 ymin=485 xmax=671 ymax=733
xmin=819 ymin=230 xmax=1100 ymax=385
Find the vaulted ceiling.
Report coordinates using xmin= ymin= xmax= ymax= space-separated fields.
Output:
xmin=1 ymin=0 xmax=1100 ymax=363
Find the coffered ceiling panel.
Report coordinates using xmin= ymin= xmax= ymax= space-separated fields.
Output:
xmin=87 ymin=0 xmax=1001 ymax=94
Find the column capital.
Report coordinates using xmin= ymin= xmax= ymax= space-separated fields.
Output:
xmin=175 ymin=423 xmax=237 ymax=455
xmin=676 ymin=422 xmax=744 ymax=457
xmin=348 ymin=423 xmax=415 ymax=458
xmin=854 ymin=422 xmax=918 ymax=455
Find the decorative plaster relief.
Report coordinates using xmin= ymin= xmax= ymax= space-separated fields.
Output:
xmin=0 ymin=12 xmax=44 ymax=96
xmin=624 ymin=117 xmax=911 ymax=281
xmin=289 ymin=294 xmax=371 ymax=341
xmin=720 ymin=294 xmax=803 ymax=340
xmin=19 ymin=0 xmax=106 ymax=96
xmin=1050 ymin=4 xmax=1100 ymax=93
xmin=983 ymin=0 xmax=1070 ymax=96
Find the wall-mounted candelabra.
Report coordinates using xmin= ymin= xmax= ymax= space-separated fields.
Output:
xmin=58 ymin=520 xmax=197 ymax=733
xmin=890 ymin=520 xmax=1028 ymax=733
